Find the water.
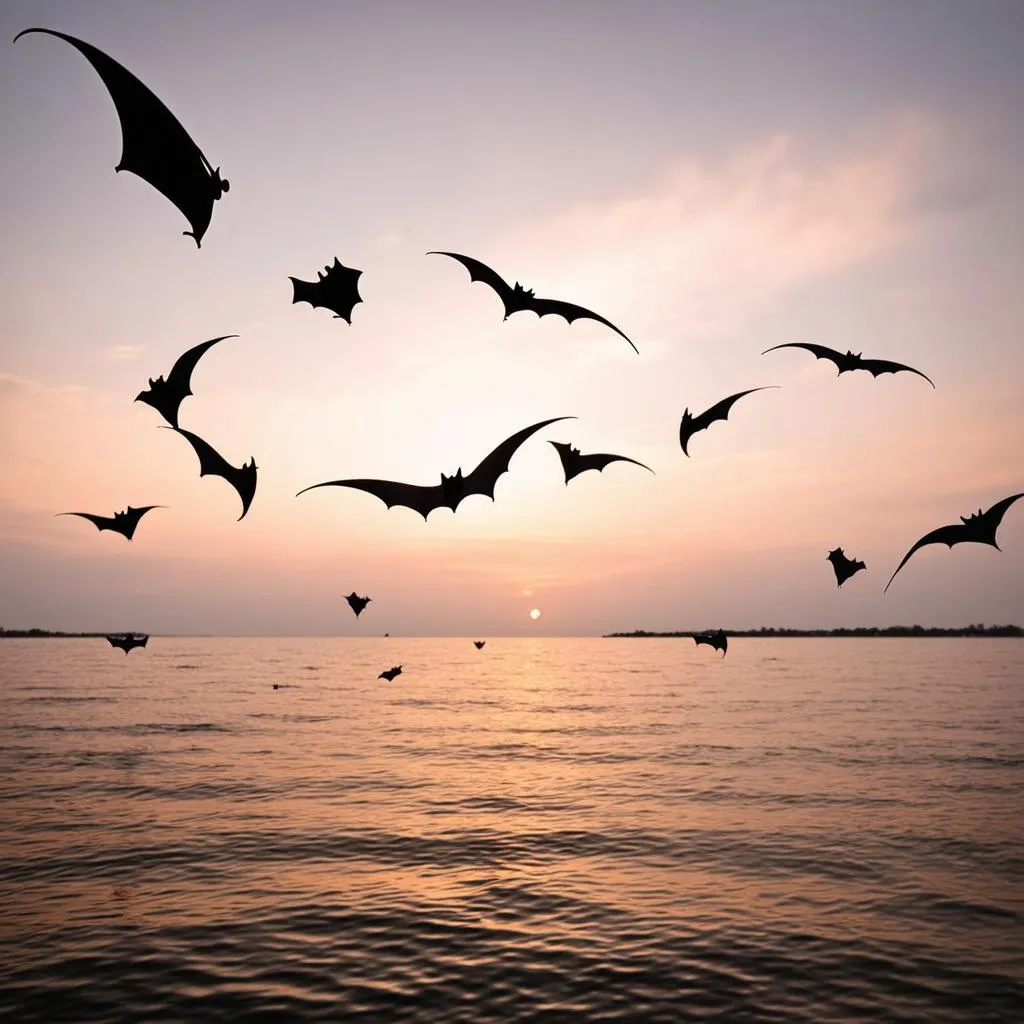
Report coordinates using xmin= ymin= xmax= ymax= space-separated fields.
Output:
xmin=1 ymin=637 xmax=1022 ymax=1022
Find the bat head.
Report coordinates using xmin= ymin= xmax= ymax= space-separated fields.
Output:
xmin=960 ymin=509 xmax=984 ymax=525
xmin=826 ymin=547 xmax=844 ymax=562
xmin=440 ymin=469 xmax=465 ymax=508
xmin=213 ymin=167 xmax=230 ymax=197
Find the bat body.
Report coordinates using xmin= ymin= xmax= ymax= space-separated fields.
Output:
xmin=346 ymin=592 xmax=372 ymax=618
xmin=885 ymin=492 xmax=1023 ymax=592
xmin=57 ymin=505 xmax=163 ymax=541
xmin=694 ymin=629 xmax=728 ymax=656
xmin=290 ymin=258 xmax=363 ymax=323
xmin=762 ymin=343 xmax=935 ymax=387
xmin=106 ymin=632 xmax=148 ymax=654
xmin=378 ymin=665 xmax=402 ymax=682
xmin=166 ymin=426 xmax=257 ymax=520
xmin=298 ymin=416 xmax=574 ymax=520
xmin=428 ymin=251 xmax=638 ymax=354
xmin=135 ymin=334 xmax=237 ymax=427
xmin=550 ymin=441 xmax=653 ymax=483
xmin=14 ymin=28 xmax=228 ymax=246
xmin=679 ymin=387 xmax=778 ymax=456
xmin=474 ymin=640 xmax=486 ymax=649
xmin=827 ymin=547 xmax=866 ymax=587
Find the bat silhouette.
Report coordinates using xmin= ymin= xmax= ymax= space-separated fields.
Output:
xmin=56 ymin=505 xmax=163 ymax=540
xmin=14 ymin=28 xmax=228 ymax=246
xmin=827 ymin=547 xmax=866 ymax=587
xmin=135 ymin=334 xmax=237 ymax=427
xmin=884 ymin=492 xmax=1023 ymax=593
xmin=474 ymin=641 xmax=486 ymax=649
xmin=289 ymin=258 xmax=363 ymax=323
xmin=346 ymin=592 xmax=372 ymax=618
xmin=298 ymin=416 xmax=574 ymax=520
xmin=694 ymin=629 xmax=728 ymax=656
xmin=378 ymin=665 xmax=402 ymax=682
xmin=428 ymin=251 xmax=638 ymax=353
xmin=679 ymin=387 xmax=778 ymax=456
xmin=164 ymin=426 xmax=257 ymax=521
xmin=106 ymin=633 xmax=148 ymax=654
xmin=762 ymin=343 xmax=935 ymax=388
xmin=550 ymin=441 xmax=653 ymax=484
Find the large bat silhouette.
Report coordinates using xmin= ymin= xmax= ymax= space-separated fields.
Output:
xmin=762 ymin=343 xmax=935 ymax=387
xmin=165 ymin=427 xmax=257 ymax=520
xmin=135 ymin=335 xmax=237 ymax=427
xmin=694 ymin=629 xmax=728 ymax=656
xmin=679 ymin=387 xmax=778 ymax=456
xmin=14 ymin=28 xmax=229 ymax=246
xmin=378 ymin=665 xmax=402 ymax=682
xmin=106 ymin=632 xmax=148 ymax=654
xmin=297 ymin=416 xmax=574 ymax=520
xmin=346 ymin=592 xmax=372 ymax=618
xmin=56 ymin=505 xmax=163 ymax=541
xmin=289 ymin=259 xmax=363 ymax=323
xmin=827 ymin=547 xmax=866 ymax=587
xmin=549 ymin=441 xmax=653 ymax=484
xmin=885 ymin=492 xmax=1023 ymax=592
xmin=428 ymin=251 xmax=638 ymax=353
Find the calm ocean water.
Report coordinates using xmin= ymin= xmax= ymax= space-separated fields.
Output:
xmin=1 ymin=637 xmax=1022 ymax=1022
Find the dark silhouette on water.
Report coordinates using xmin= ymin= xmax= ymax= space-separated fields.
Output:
xmin=474 ymin=640 xmax=486 ymax=649
xmin=297 ymin=416 xmax=574 ymax=520
xmin=289 ymin=258 xmax=363 ymax=323
xmin=549 ymin=441 xmax=653 ymax=483
xmin=827 ymin=547 xmax=866 ymax=587
xmin=56 ymin=505 xmax=163 ymax=541
xmin=694 ymin=629 xmax=728 ymax=656
xmin=164 ymin=427 xmax=257 ymax=520
xmin=378 ymin=665 xmax=402 ymax=681
xmin=762 ymin=343 xmax=934 ymax=387
xmin=135 ymin=335 xmax=238 ymax=427
xmin=885 ymin=492 xmax=1023 ymax=592
xmin=106 ymin=632 xmax=148 ymax=653
xmin=428 ymin=251 xmax=638 ymax=353
xmin=346 ymin=592 xmax=372 ymax=618
xmin=14 ymin=28 xmax=228 ymax=246
xmin=679 ymin=387 xmax=778 ymax=456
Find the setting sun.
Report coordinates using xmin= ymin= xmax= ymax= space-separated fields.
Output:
xmin=529 ymin=608 xmax=541 ymax=620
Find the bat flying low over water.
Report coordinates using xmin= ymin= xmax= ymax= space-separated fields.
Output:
xmin=428 ymin=251 xmax=638 ymax=353
xmin=827 ymin=548 xmax=866 ymax=587
xmin=135 ymin=335 xmax=237 ymax=427
xmin=106 ymin=633 xmax=148 ymax=654
xmin=549 ymin=441 xmax=653 ymax=484
xmin=884 ymin=492 xmax=1023 ymax=593
xmin=694 ymin=630 xmax=728 ymax=657
xmin=298 ymin=416 xmax=574 ymax=520
xmin=762 ymin=343 xmax=934 ymax=387
xmin=57 ymin=505 xmax=163 ymax=541
xmin=679 ymin=388 xmax=778 ymax=456
xmin=14 ymin=27 xmax=229 ymax=246
xmin=378 ymin=665 xmax=402 ymax=682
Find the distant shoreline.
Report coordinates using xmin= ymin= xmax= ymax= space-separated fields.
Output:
xmin=604 ymin=625 xmax=1022 ymax=638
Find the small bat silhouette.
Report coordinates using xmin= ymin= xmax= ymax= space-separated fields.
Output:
xmin=106 ymin=633 xmax=148 ymax=654
xmin=549 ymin=441 xmax=653 ymax=484
xmin=762 ymin=343 xmax=935 ymax=388
xmin=428 ymin=251 xmax=638 ymax=353
xmin=289 ymin=258 xmax=363 ymax=323
xmin=14 ymin=28 xmax=228 ymax=246
xmin=164 ymin=426 xmax=257 ymax=521
xmin=56 ymin=505 xmax=163 ymax=541
xmin=827 ymin=547 xmax=866 ymax=587
xmin=474 ymin=640 xmax=486 ymax=649
xmin=298 ymin=416 xmax=574 ymax=520
xmin=378 ymin=665 xmax=402 ymax=681
xmin=346 ymin=592 xmax=372 ymax=618
xmin=679 ymin=387 xmax=778 ymax=456
xmin=694 ymin=629 xmax=728 ymax=656
xmin=135 ymin=334 xmax=237 ymax=427
xmin=885 ymin=492 xmax=1023 ymax=593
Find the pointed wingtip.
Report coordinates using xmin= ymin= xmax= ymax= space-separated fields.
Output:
xmin=13 ymin=28 xmax=44 ymax=45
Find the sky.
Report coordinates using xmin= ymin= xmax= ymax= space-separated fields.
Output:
xmin=1 ymin=0 xmax=1022 ymax=636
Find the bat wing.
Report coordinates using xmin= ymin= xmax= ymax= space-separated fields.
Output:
xmin=884 ymin=524 xmax=967 ymax=592
xmin=551 ymin=442 xmax=652 ymax=482
xmin=15 ymin=28 xmax=227 ymax=246
xmin=975 ymin=492 xmax=1024 ymax=543
xmin=427 ymin=251 xmax=515 ymax=307
xmin=169 ymin=427 xmax=256 ymax=520
xmin=762 ymin=342 xmax=844 ymax=368
xmin=859 ymin=358 xmax=935 ymax=388
xmin=529 ymin=297 xmax=638 ymax=353
xmin=57 ymin=511 xmax=115 ymax=533
xmin=681 ymin=387 xmax=777 ymax=454
xmin=298 ymin=477 xmax=445 ymax=521
xmin=289 ymin=259 xmax=363 ymax=322
xmin=160 ymin=335 xmax=237 ymax=422
xmin=463 ymin=416 xmax=576 ymax=503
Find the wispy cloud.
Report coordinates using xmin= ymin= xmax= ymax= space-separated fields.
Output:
xmin=99 ymin=345 xmax=145 ymax=362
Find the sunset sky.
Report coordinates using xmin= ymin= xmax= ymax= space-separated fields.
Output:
xmin=1 ymin=0 xmax=1021 ymax=635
